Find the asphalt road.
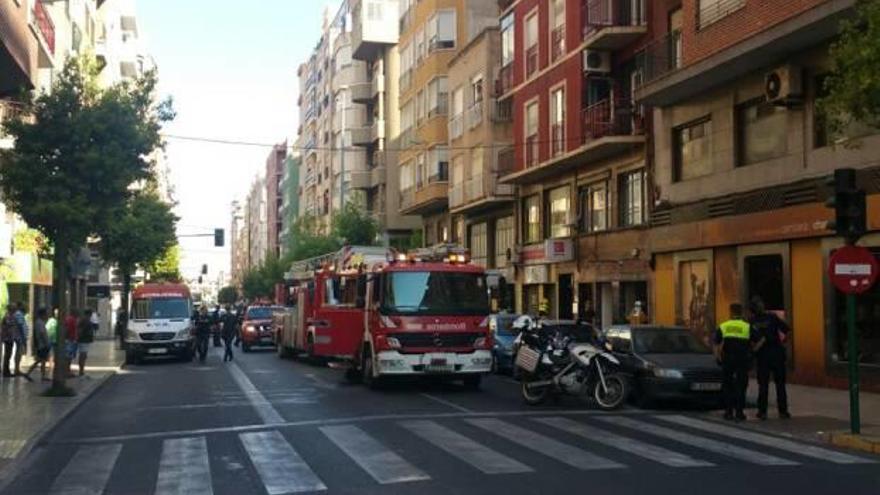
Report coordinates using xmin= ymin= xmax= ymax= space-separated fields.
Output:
xmin=4 ymin=345 xmax=879 ymax=495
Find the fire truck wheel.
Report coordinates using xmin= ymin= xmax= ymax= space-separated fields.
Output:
xmin=362 ymin=349 xmax=382 ymax=389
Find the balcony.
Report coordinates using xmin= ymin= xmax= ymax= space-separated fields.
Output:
xmin=495 ymin=64 xmax=514 ymax=98
xmin=31 ymin=0 xmax=55 ymax=59
xmin=502 ymin=97 xmax=645 ymax=184
xmin=427 ymin=94 xmax=448 ymax=119
xmin=350 ymin=82 xmax=372 ymax=104
xmin=551 ymin=123 xmax=565 ymax=157
xmin=371 ymin=70 xmax=385 ymax=98
xmin=370 ymin=165 xmax=386 ymax=188
xmin=525 ymin=135 xmax=539 ymax=168
xmin=466 ymin=102 xmax=483 ymax=129
xmin=551 ymin=25 xmax=566 ymax=63
xmin=635 ymin=32 xmax=682 ymax=88
xmin=450 ymin=164 xmax=515 ymax=214
xmin=352 ymin=0 xmax=400 ymax=60
xmin=403 ymin=181 xmax=448 ymax=215
xmin=350 ymin=171 xmax=371 ymax=190
xmin=491 ymin=98 xmax=513 ymax=123
xmin=525 ymin=45 xmax=539 ymax=79
xmin=350 ymin=125 xmax=373 ymax=147
xmin=448 ymin=113 xmax=464 ymax=140
xmin=582 ymin=0 xmax=648 ymax=51
xmin=370 ymin=119 xmax=385 ymax=142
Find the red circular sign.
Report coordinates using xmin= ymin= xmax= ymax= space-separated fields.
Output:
xmin=828 ymin=246 xmax=879 ymax=295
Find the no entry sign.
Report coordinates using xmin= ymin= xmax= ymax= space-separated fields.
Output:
xmin=828 ymin=246 xmax=879 ymax=295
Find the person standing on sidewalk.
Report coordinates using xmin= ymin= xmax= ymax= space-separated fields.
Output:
xmin=13 ymin=302 xmax=29 ymax=376
xmin=750 ymin=296 xmax=792 ymax=420
xmin=714 ymin=303 xmax=755 ymax=421
xmin=23 ymin=308 xmax=51 ymax=382
xmin=64 ymin=309 xmax=79 ymax=377
xmin=76 ymin=309 xmax=95 ymax=377
xmin=1 ymin=306 xmax=19 ymax=377
xmin=46 ymin=308 xmax=59 ymax=371
xmin=221 ymin=305 xmax=237 ymax=362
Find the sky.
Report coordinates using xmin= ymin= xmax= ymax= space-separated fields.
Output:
xmin=136 ymin=0 xmax=337 ymax=283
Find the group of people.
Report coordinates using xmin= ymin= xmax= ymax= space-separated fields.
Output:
xmin=715 ymin=296 xmax=791 ymax=421
xmin=192 ymin=305 xmax=240 ymax=363
xmin=0 ymin=304 xmax=97 ymax=382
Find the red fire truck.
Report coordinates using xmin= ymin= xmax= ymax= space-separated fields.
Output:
xmin=275 ymin=245 xmax=494 ymax=388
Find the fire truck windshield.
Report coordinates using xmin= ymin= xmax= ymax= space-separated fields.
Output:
xmin=381 ymin=271 xmax=490 ymax=316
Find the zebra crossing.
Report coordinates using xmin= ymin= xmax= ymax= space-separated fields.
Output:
xmin=32 ymin=414 xmax=876 ymax=495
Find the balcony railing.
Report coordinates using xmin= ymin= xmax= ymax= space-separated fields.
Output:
xmin=448 ymin=113 xmax=464 ymax=139
xmin=427 ymin=162 xmax=449 ymax=184
xmin=427 ymin=94 xmax=448 ymax=118
xmin=583 ymin=0 xmax=643 ymax=38
xmin=466 ymin=173 xmax=484 ymax=202
xmin=551 ymin=25 xmax=566 ymax=63
xmin=525 ymin=134 xmax=539 ymax=168
xmin=551 ymin=123 xmax=565 ymax=157
xmin=496 ymin=64 xmax=514 ymax=96
xmin=525 ymin=45 xmax=539 ymax=78
xmin=466 ymin=102 xmax=483 ymax=129
xmin=491 ymin=98 xmax=513 ymax=122
xmin=581 ymin=96 xmax=644 ymax=142
xmin=497 ymin=146 xmax=515 ymax=176
xmin=450 ymin=184 xmax=465 ymax=207
xmin=636 ymin=31 xmax=682 ymax=85
xmin=32 ymin=0 xmax=55 ymax=55
xmin=400 ymin=70 xmax=412 ymax=93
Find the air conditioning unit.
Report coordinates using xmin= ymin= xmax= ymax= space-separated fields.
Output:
xmin=765 ymin=65 xmax=803 ymax=104
xmin=583 ymin=50 xmax=611 ymax=73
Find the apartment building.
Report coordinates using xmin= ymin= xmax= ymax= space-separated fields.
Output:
xmin=280 ymin=153 xmax=301 ymax=257
xmin=497 ymin=0 xmax=650 ymax=323
xmin=350 ymin=0 xmax=422 ymax=244
xmin=396 ymin=0 xmax=498 ymax=246
xmin=266 ymin=142 xmax=287 ymax=258
xmin=229 ymin=201 xmax=246 ymax=285
xmin=446 ymin=26 xmax=516 ymax=307
xmin=637 ymin=0 xmax=879 ymax=389
xmin=246 ymin=175 xmax=268 ymax=269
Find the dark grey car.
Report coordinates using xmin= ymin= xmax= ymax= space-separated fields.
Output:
xmin=604 ymin=325 xmax=724 ymax=407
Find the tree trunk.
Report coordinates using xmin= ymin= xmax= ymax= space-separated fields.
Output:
xmin=49 ymin=240 xmax=74 ymax=396
xmin=121 ymin=270 xmax=132 ymax=329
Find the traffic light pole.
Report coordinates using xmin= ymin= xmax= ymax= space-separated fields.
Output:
xmin=847 ymin=291 xmax=860 ymax=434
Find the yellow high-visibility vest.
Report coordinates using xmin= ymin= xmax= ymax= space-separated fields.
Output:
xmin=719 ymin=319 xmax=751 ymax=340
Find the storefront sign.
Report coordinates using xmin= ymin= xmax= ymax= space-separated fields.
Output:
xmin=829 ymin=246 xmax=878 ymax=295
xmin=544 ymin=239 xmax=573 ymax=263
xmin=524 ymin=264 xmax=549 ymax=285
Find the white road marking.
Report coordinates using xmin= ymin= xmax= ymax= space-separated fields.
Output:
xmin=420 ymin=393 xmax=473 ymax=413
xmin=61 ymin=409 xmax=648 ymax=445
xmin=400 ymin=420 xmax=532 ymax=474
xmin=658 ymin=415 xmax=877 ymax=464
xmin=535 ymin=417 xmax=714 ymax=468
xmin=597 ymin=416 xmax=798 ymax=466
xmin=466 ymin=418 xmax=624 ymax=470
xmin=0 ymin=439 xmax=27 ymax=459
xmin=227 ymin=361 xmax=285 ymax=425
xmin=239 ymin=430 xmax=326 ymax=494
xmin=49 ymin=443 xmax=122 ymax=495
xmin=320 ymin=425 xmax=429 ymax=484
xmin=155 ymin=437 xmax=213 ymax=495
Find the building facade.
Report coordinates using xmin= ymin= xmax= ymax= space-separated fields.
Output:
xmin=636 ymin=0 xmax=880 ymax=389
xmin=280 ymin=153 xmax=301 ymax=257
xmin=498 ymin=0 xmax=650 ymax=324
xmin=265 ymin=142 xmax=287 ymax=259
xmin=246 ymin=175 xmax=268 ymax=269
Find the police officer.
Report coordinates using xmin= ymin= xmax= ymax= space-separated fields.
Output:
xmin=750 ymin=296 xmax=792 ymax=420
xmin=714 ymin=303 xmax=754 ymax=421
xmin=193 ymin=305 xmax=213 ymax=363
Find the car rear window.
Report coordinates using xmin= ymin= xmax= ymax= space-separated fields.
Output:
xmin=633 ymin=328 xmax=711 ymax=354
xmin=246 ymin=307 xmax=275 ymax=319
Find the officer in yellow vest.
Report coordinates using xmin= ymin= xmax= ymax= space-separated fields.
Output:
xmin=714 ymin=303 xmax=755 ymax=421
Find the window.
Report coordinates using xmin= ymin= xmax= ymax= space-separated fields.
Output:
xmin=451 ymin=154 xmax=465 ymax=205
xmin=501 ymin=14 xmax=515 ymax=68
xmin=550 ymin=0 xmax=565 ymax=62
xmin=523 ymin=195 xmax=541 ymax=243
xmin=495 ymin=216 xmax=514 ymax=268
xmin=470 ymin=147 xmax=483 ymax=199
xmin=335 ymin=45 xmax=352 ymax=71
xmin=525 ymin=12 xmax=539 ymax=77
xmin=427 ymin=77 xmax=448 ymax=117
xmin=619 ymin=169 xmax=646 ymax=227
xmin=381 ymin=272 xmax=489 ymax=316
xmin=550 ymin=87 xmax=565 ymax=157
xmin=469 ymin=223 xmax=488 ymax=268
xmin=400 ymin=161 xmax=413 ymax=190
xmin=698 ymin=0 xmax=745 ymax=29
xmin=579 ymin=181 xmax=608 ymax=233
xmin=400 ymin=99 xmax=414 ymax=131
xmin=525 ymin=101 xmax=539 ymax=167
xmin=547 ymin=187 xmax=570 ymax=238
xmin=673 ymin=117 xmax=712 ymax=181
xmin=366 ymin=1 xmax=384 ymax=21
xmin=428 ymin=10 xmax=456 ymax=51
xmin=416 ymin=27 xmax=426 ymax=63
xmin=416 ymin=152 xmax=425 ymax=188
xmin=416 ymin=89 xmax=426 ymax=124
xmin=453 ymin=216 xmax=464 ymax=243
xmin=470 ymin=74 xmax=483 ymax=105
xmin=737 ymin=98 xmax=788 ymax=166
xmin=669 ymin=8 xmax=683 ymax=70
xmin=427 ymin=146 xmax=449 ymax=182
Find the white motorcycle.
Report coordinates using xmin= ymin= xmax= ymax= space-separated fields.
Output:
xmin=513 ymin=316 xmax=628 ymax=410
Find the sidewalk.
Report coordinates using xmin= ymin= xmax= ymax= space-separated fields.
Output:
xmin=0 ymin=339 xmax=124 ymax=484
xmin=703 ymin=378 xmax=880 ymax=454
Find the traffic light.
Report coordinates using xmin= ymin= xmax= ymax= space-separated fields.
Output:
xmin=825 ymin=168 xmax=867 ymax=243
xmin=198 ymin=276 xmax=203 ymax=284
xmin=214 ymin=228 xmax=225 ymax=247
xmin=201 ymin=264 xmax=208 ymax=275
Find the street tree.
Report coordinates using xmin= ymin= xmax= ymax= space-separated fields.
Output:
xmin=331 ymin=201 xmax=379 ymax=246
xmin=0 ymin=56 xmax=173 ymax=395
xmin=218 ymin=286 xmax=239 ymax=305
xmin=99 ymin=192 xmax=178 ymax=323
xmin=286 ymin=215 xmax=341 ymax=262
xmin=820 ymin=0 xmax=880 ymax=139
xmin=146 ymin=244 xmax=183 ymax=282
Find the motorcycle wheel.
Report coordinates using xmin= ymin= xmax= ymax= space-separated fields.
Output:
xmin=593 ymin=373 xmax=627 ymax=411
xmin=521 ymin=376 xmax=550 ymax=405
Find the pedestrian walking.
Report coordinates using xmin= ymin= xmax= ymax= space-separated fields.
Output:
xmin=714 ymin=303 xmax=755 ymax=421
xmin=221 ymin=305 xmax=237 ymax=362
xmin=77 ymin=309 xmax=95 ymax=377
xmin=90 ymin=309 xmax=100 ymax=337
xmin=64 ymin=309 xmax=79 ymax=377
xmin=46 ymin=307 xmax=59 ymax=371
xmin=1 ymin=305 xmax=19 ymax=377
xmin=13 ymin=302 xmax=29 ymax=376
xmin=750 ymin=296 xmax=792 ymax=420
xmin=23 ymin=308 xmax=51 ymax=382
xmin=194 ymin=305 xmax=212 ymax=363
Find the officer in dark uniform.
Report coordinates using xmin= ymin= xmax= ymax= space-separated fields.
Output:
xmin=193 ymin=306 xmax=213 ymax=363
xmin=714 ymin=303 xmax=754 ymax=421
xmin=750 ymin=296 xmax=791 ymax=420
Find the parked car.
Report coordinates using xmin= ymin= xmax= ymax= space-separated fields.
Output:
xmin=489 ymin=313 xmax=520 ymax=374
xmin=241 ymin=306 xmax=281 ymax=352
xmin=604 ymin=325 xmax=723 ymax=407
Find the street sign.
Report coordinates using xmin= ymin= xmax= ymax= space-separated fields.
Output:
xmin=828 ymin=245 xmax=879 ymax=295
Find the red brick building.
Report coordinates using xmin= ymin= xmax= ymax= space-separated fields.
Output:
xmin=497 ymin=0 xmax=651 ymax=326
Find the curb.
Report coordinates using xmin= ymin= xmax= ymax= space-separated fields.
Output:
xmin=0 ymin=362 xmax=123 ymax=492
xmin=828 ymin=432 xmax=880 ymax=455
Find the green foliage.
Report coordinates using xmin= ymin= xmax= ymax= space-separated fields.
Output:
xmin=286 ymin=214 xmax=342 ymax=263
xmin=241 ymin=254 xmax=287 ymax=300
xmin=820 ymin=0 xmax=880 ymax=139
xmin=99 ymin=192 xmax=178 ymax=275
xmin=146 ymin=244 xmax=182 ymax=282
xmin=12 ymin=229 xmax=49 ymax=254
xmin=217 ymin=286 xmax=239 ymax=305
xmin=330 ymin=201 xmax=379 ymax=246
xmin=391 ymin=229 xmax=423 ymax=252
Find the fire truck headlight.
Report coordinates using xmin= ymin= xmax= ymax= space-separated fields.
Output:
xmin=379 ymin=315 xmax=397 ymax=329
xmin=473 ymin=337 xmax=489 ymax=349
xmin=379 ymin=359 xmax=406 ymax=369
xmin=386 ymin=337 xmax=402 ymax=349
